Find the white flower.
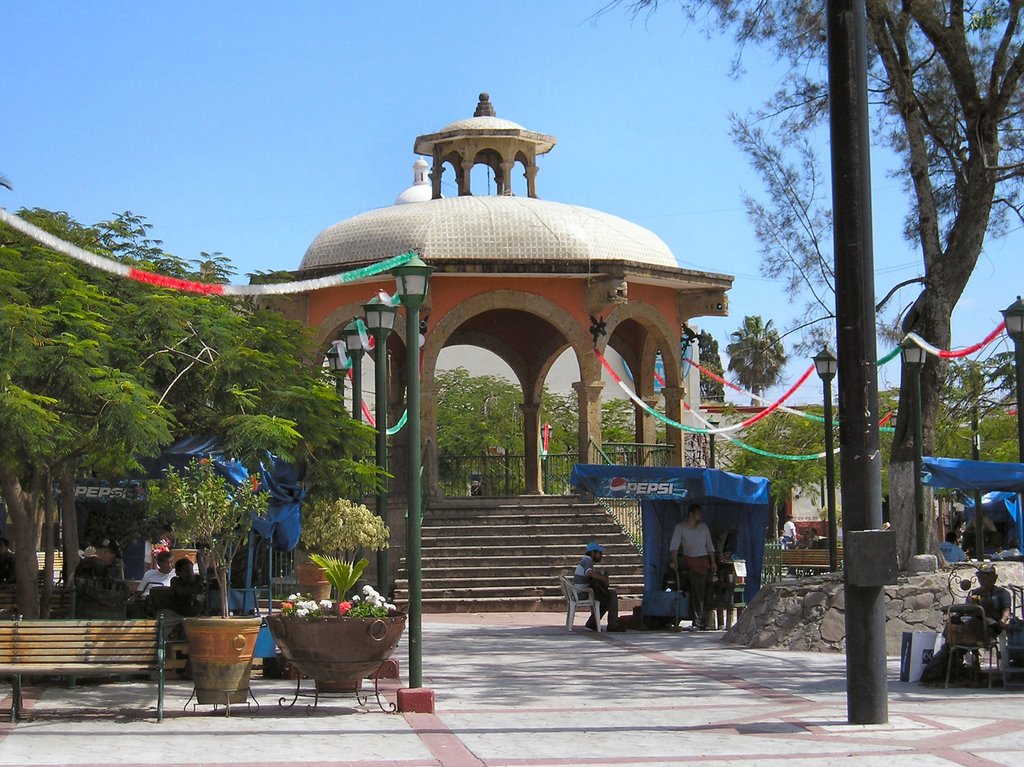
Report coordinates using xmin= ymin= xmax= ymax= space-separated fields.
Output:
xmin=385 ymin=603 xmax=396 ymax=611
xmin=296 ymin=608 xmax=309 ymax=617
xmin=362 ymin=585 xmax=378 ymax=598
xmin=351 ymin=595 xmax=361 ymax=603
xmin=287 ymin=593 xmax=302 ymax=601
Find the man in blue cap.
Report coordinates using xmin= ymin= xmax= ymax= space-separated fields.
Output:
xmin=574 ymin=541 xmax=622 ymax=631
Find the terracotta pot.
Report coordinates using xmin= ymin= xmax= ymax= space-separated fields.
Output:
xmin=294 ymin=561 xmax=331 ymax=601
xmin=267 ymin=613 xmax=406 ymax=693
xmin=183 ymin=616 xmax=262 ymax=705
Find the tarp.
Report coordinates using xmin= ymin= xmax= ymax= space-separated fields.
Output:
xmin=920 ymin=456 xmax=1024 ymax=493
xmin=139 ymin=437 xmax=303 ymax=552
xmin=921 ymin=456 xmax=1024 ymax=550
xmin=571 ymin=464 xmax=771 ymax=602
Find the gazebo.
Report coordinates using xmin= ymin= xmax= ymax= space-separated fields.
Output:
xmin=286 ymin=93 xmax=734 ymax=498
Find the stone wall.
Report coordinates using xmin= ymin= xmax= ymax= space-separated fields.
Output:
xmin=724 ymin=562 xmax=1023 ymax=655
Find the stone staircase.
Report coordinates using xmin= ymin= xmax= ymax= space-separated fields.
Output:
xmin=393 ymin=496 xmax=644 ymax=613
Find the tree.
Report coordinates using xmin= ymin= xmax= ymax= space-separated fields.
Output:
xmin=613 ymin=1 xmax=1024 ymax=565
xmin=725 ymin=315 xmax=787 ymax=404
xmin=697 ymin=330 xmax=725 ymax=402
xmin=0 ymin=208 xmax=376 ymax=616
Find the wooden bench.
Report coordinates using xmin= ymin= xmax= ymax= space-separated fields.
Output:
xmin=0 ymin=617 xmax=165 ymax=721
xmin=0 ymin=586 xmax=72 ymax=618
xmin=780 ymin=548 xmax=843 ymax=574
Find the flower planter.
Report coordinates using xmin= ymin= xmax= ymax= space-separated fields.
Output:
xmin=294 ymin=561 xmax=331 ymax=601
xmin=183 ymin=616 xmax=262 ymax=705
xmin=267 ymin=613 xmax=406 ymax=692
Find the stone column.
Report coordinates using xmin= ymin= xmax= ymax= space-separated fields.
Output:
xmin=638 ymin=396 xmax=659 ymax=448
xmin=573 ymin=381 xmax=604 ymax=462
xmin=430 ymin=154 xmax=444 ymax=200
xmin=525 ymin=164 xmax=539 ymax=198
xmin=459 ymin=160 xmax=474 ymax=196
xmin=499 ymin=161 xmax=515 ymax=196
xmin=521 ymin=402 xmax=542 ymax=494
xmin=662 ymin=385 xmax=685 ymax=467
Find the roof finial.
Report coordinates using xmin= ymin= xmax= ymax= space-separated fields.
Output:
xmin=474 ymin=92 xmax=495 ymax=118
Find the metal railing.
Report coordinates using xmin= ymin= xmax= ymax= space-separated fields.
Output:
xmin=762 ymin=542 xmax=783 ymax=585
xmin=595 ymin=496 xmax=643 ymax=549
xmin=437 ymin=452 xmax=526 ymax=497
xmin=601 ymin=442 xmax=671 ymax=467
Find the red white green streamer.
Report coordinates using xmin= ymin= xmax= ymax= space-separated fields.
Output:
xmin=0 ymin=207 xmax=415 ymax=296
xmin=903 ymin=323 xmax=1007 ymax=359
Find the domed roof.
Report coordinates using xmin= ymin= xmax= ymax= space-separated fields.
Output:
xmin=437 ymin=115 xmax=528 ymax=133
xmin=394 ymin=158 xmax=433 ymax=205
xmin=300 ymin=196 xmax=678 ymax=272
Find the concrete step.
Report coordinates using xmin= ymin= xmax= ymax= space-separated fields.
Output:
xmin=420 ymin=532 xmax=626 ymax=548
xmin=394 ymin=594 xmax=645 ymax=614
xmin=423 ymin=515 xmax=619 ymax=529
xmin=393 ymin=574 xmax=645 ymax=591
xmin=421 ymin=543 xmax=639 ymax=559
xmin=414 ymin=564 xmax=644 ymax=579
xmin=423 ymin=522 xmax=624 ymax=537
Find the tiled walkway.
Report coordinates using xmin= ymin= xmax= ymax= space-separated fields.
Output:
xmin=1 ymin=614 xmax=1020 ymax=766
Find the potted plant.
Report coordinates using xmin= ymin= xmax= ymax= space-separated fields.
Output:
xmin=295 ymin=498 xmax=388 ymax=600
xmin=269 ymin=498 xmax=403 ymax=692
xmin=149 ymin=458 xmax=268 ymax=706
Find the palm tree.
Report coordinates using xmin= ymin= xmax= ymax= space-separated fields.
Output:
xmin=726 ymin=315 xmax=786 ymax=405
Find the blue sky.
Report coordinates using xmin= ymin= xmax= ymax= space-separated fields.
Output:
xmin=4 ymin=2 xmax=1019 ymax=403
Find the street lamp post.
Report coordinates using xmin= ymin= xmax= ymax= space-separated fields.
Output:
xmin=392 ymin=255 xmax=433 ymax=692
xmin=707 ymin=415 xmax=718 ymax=469
xmin=901 ymin=338 xmax=927 ymax=555
xmin=342 ymin=321 xmax=366 ymax=423
xmin=814 ymin=348 xmax=839 ymax=572
xmin=1002 ymin=297 xmax=1024 ymax=463
xmin=325 ymin=339 xmax=350 ymax=398
xmin=363 ymin=297 xmax=397 ymax=596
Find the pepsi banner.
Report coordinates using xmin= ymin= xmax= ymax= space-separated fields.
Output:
xmin=570 ymin=464 xmax=690 ymax=500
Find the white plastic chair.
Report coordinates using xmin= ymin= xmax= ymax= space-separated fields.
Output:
xmin=559 ymin=575 xmax=602 ymax=632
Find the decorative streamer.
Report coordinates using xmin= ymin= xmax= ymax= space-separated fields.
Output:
xmin=0 ymin=207 xmax=415 ymax=296
xmin=904 ymin=323 xmax=1007 ymax=359
xmin=596 ymin=350 xmax=831 ymax=461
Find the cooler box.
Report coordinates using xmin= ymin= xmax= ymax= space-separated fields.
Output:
xmin=900 ymin=631 xmax=943 ymax=683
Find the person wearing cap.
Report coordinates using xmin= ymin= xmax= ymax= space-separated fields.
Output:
xmin=963 ymin=564 xmax=1012 ymax=638
xmin=668 ymin=504 xmax=716 ymax=630
xmin=939 ymin=531 xmax=968 ymax=564
xmin=574 ymin=542 xmax=622 ymax=631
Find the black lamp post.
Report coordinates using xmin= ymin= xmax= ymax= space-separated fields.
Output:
xmin=813 ymin=348 xmax=839 ymax=571
xmin=363 ymin=297 xmax=398 ymax=595
xmin=342 ymin=321 xmax=365 ymax=423
xmin=1002 ymin=297 xmax=1024 ymax=463
xmin=900 ymin=338 xmax=927 ymax=555
xmin=325 ymin=339 xmax=350 ymax=398
xmin=707 ymin=415 xmax=719 ymax=469
xmin=391 ymin=255 xmax=433 ymax=692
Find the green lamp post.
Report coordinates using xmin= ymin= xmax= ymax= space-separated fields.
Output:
xmin=813 ymin=348 xmax=839 ymax=572
xmin=342 ymin=320 xmax=366 ymax=422
xmin=900 ymin=337 xmax=927 ymax=555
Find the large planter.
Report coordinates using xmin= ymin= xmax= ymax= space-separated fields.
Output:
xmin=183 ymin=616 xmax=262 ymax=705
xmin=267 ymin=613 xmax=406 ymax=692
xmin=294 ymin=561 xmax=331 ymax=601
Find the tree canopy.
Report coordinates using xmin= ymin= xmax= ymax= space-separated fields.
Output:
xmin=725 ymin=315 xmax=787 ymax=404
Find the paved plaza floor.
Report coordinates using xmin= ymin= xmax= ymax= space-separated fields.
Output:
xmin=1 ymin=612 xmax=1021 ymax=767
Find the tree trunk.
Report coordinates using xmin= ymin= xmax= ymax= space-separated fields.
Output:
xmin=39 ymin=475 xmax=56 ymax=618
xmin=60 ymin=473 xmax=80 ymax=582
xmin=0 ymin=467 xmax=44 ymax=619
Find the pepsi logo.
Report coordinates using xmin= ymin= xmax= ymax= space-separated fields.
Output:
xmin=609 ymin=477 xmax=628 ymax=493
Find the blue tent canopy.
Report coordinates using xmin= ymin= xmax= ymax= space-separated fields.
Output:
xmin=921 ymin=456 xmax=1024 ymax=549
xmin=920 ymin=456 xmax=1024 ymax=493
xmin=140 ymin=437 xmax=304 ymax=552
xmin=570 ymin=464 xmax=771 ymax=601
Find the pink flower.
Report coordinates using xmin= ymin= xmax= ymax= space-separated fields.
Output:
xmin=338 ymin=601 xmax=352 ymax=616
xmin=282 ymin=601 xmax=293 ymax=610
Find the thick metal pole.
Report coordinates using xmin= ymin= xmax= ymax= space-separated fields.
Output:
xmin=373 ymin=333 xmax=390 ymax=595
xmin=823 ymin=380 xmax=839 ymax=572
xmin=404 ymin=301 xmax=424 ymax=688
xmin=912 ymin=365 xmax=926 ymax=555
xmin=1014 ymin=337 xmax=1024 ymax=463
xmin=971 ymin=405 xmax=985 ymax=558
xmin=826 ymin=0 xmax=888 ymax=724
xmin=351 ymin=351 xmax=363 ymax=423
xmin=709 ymin=433 xmax=716 ymax=469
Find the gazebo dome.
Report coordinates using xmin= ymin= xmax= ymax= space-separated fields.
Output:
xmin=394 ymin=158 xmax=433 ymax=205
xmin=299 ymin=195 xmax=678 ymax=272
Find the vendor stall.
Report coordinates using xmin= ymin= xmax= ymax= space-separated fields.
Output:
xmin=921 ymin=456 xmax=1024 ymax=552
xmin=569 ymin=464 xmax=771 ymax=622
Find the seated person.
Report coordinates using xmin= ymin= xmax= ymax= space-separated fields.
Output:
xmin=574 ymin=542 xmax=622 ymax=631
xmin=136 ymin=550 xmax=175 ymax=596
xmin=947 ymin=563 xmax=1012 ymax=644
xmin=0 ymin=538 xmax=15 ymax=585
xmin=154 ymin=557 xmax=204 ymax=617
xmin=939 ymin=531 xmax=968 ymax=564
xmin=74 ymin=543 xmax=119 ymax=580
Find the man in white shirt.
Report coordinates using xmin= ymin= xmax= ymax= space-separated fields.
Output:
xmin=669 ymin=504 xmax=716 ymax=630
xmin=136 ymin=550 xmax=175 ymax=596
xmin=781 ymin=514 xmax=798 ymax=548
